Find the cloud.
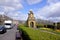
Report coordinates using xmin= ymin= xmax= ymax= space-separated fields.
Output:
xmin=37 ymin=2 xmax=60 ymax=17
xmin=0 ymin=0 xmax=24 ymax=20
xmin=0 ymin=12 xmax=4 ymax=15
xmin=47 ymin=0 xmax=60 ymax=4
xmin=26 ymin=0 xmax=42 ymax=5
xmin=35 ymin=0 xmax=60 ymax=22
xmin=8 ymin=11 xmax=28 ymax=20
xmin=0 ymin=0 xmax=23 ymax=10
xmin=0 ymin=0 xmax=23 ymax=13
xmin=48 ymin=17 xmax=60 ymax=22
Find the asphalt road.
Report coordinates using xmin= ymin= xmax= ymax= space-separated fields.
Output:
xmin=0 ymin=25 xmax=17 ymax=40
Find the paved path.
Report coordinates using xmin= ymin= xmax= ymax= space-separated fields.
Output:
xmin=0 ymin=25 xmax=17 ymax=40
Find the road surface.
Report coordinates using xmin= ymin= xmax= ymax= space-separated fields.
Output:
xmin=0 ymin=25 xmax=17 ymax=40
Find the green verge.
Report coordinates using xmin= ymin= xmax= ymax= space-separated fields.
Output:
xmin=18 ymin=25 xmax=60 ymax=40
xmin=39 ymin=28 xmax=60 ymax=35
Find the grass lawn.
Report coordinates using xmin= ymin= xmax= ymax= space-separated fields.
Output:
xmin=39 ymin=28 xmax=60 ymax=35
xmin=18 ymin=25 xmax=60 ymax=40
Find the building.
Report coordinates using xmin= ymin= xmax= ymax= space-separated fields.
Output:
xmin=27 ymin=10 xmax=36 ymax=28
xmin=0 ymin=15 xmax=13 ymax=25
xmin=13 ymin=20 xmax=19 ymax=25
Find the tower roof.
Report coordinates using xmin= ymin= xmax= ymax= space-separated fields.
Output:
xmin=29 ymin=10 xmax=33 ymax=14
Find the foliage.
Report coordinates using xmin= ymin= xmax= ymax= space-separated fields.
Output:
xmin=57 ymin=23 xmax=60 ymax=29
xmin=18 ymin=25 xmax=60 ymax=40
xmin=36 ymin=23 xmax=44 ymax=28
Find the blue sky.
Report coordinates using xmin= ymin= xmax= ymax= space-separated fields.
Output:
xmin=0 ymin=0 xmax=60 ymax=22
xmin=21 ymin=0 xmax=47 ymax=14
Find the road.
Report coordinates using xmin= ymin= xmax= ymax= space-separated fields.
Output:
xmin=0 ymin=25 xmax=17 ymax=40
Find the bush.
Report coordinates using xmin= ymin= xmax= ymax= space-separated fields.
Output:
xmin=47 ymin=25 xmax=55 ymax=29
xmin=36 ymin=24 xmax=44 ymax=28
xmin=18 ymin=25 xmax=60 ymax=40
xmin=57 ymin=22 xmax=60 ymax=29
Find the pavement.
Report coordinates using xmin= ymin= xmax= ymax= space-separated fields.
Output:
xmin=0 ymin=25 xmax=17 ymax=40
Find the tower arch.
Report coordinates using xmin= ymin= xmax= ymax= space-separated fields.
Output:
xmin=27 ymin=10 xmax=36 ymax=28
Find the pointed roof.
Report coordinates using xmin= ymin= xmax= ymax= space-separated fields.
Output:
xmin=29 ymin=10 xmax=33 ymax=14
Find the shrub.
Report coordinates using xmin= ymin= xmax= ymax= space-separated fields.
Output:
xmin=36 ymin=24 xmax=44 ymax=28
xmin=18 ymin=25 xmax=60 ymax=40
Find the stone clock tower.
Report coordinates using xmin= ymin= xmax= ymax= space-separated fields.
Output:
xmin=27 ymin=10 xmax=36 ymax=28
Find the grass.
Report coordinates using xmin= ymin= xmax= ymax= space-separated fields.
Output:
xmin=18 ymin=25 xmax=60 ymax=40
xmin=39 ymin=28 xmax=54 ymax=31
xmin=39 ymin=28 xmax=60 ymax=35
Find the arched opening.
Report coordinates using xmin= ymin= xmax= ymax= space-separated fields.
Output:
xmin=30 ymin=22 xmax=34 ymax=27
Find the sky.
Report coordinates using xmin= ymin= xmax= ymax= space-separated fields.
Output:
xmin=0 ymin=0 xmax=60 ymax=22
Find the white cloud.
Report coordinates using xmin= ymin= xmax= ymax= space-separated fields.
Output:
xmin=48 ymin=17 xmax=60 ymax=22
xmin=0 ymin=0 xmax=23 ymax=13
xmin=37 ymin=2 xmax=60 ymax=17
xmin=27 ymin=0 xmax=42 ymax=5
xmin=47 ymin=0 xmax=60 ymax=5
xmin=0 ymin=0 xmax=23 ymax=9
xmin=35 ymin=1 xmax=60 ymax=22
xmin=0 ymin=0 xmax=24 ymax=20
xmin=8 ymin=11 xmax=28 ymax=20
xmin=4 ymin=6 xmax=15 ymax=12
xmin=0 ymin=12 xmax=4 ymax=15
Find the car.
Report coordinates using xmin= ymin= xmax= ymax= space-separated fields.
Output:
xmin=0 ymin=25 xmax=7 ymax=34
xmin=4 ymin=23 xmax=13 ymax=29
xmin=4 ymin=24 xmax=13 ymax=29
xmin=4 ymin=20 xmax=13 ymax=29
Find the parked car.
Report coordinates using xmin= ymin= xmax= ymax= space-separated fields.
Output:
xmin=4 ymin=20 xmax=13 ymax=29
xmin=0 ymin=25 xmax=7 ymax=34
